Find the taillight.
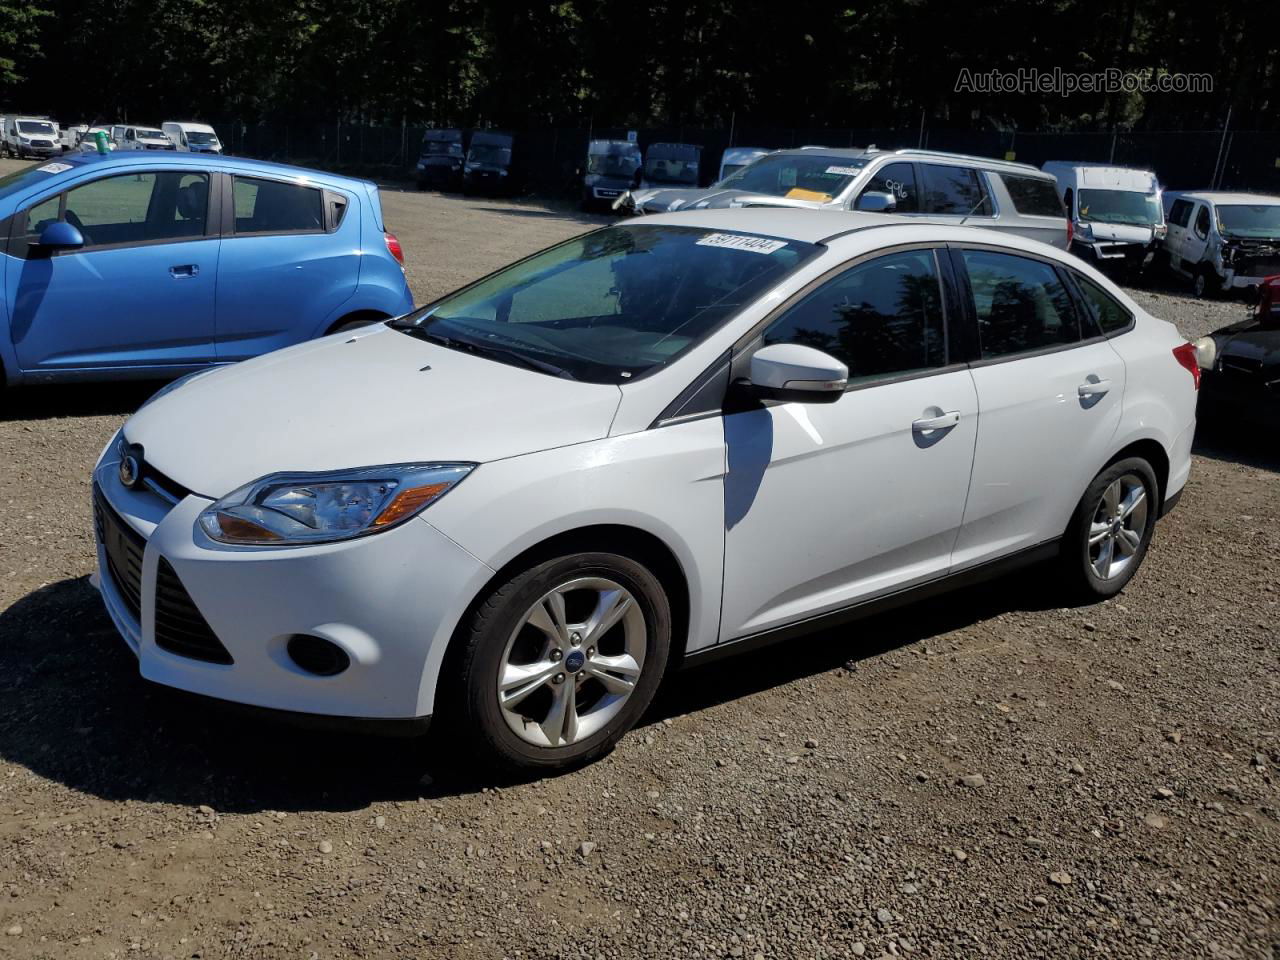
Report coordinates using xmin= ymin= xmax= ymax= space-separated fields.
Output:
xmin=1066 ymin=218 xmax=1073 ymax=246
xmin=1172 ymin=342 xmax=1201 ymax=390
xmin=384 ymin=231 xmax=405 ymax=269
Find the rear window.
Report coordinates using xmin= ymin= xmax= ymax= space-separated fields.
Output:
xmin=1002 ymin=175 xmax=1065 ymax=217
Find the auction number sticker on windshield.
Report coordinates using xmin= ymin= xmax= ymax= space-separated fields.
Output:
xmin=825 ymin=165 xmax=862 ymax=177
xmin=36 ymin=162 xmax=73 ymax=174
xmin=696 ymin=232 xmax=787 ymax=255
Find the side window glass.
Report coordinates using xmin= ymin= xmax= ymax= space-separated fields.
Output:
xmin=762 ymin=249 xmax=947 ymax=381
xmin=1194 ymin=205 xmax=1210 ymax=239
xmin=961 ymin=250 xmax=1080 ymax=359
xmin=23 ymin=195 xmax=60 ymax=239
xmin=860 ymin=162 xmax=918 ymax=212
xmin=1075 ymin=274 xmax=1133 ymax=334
xmin=920 ymin=164 xmax=990 ymax=215
xmin=63 ymin=172 xmax=210 ymax=248
xmin=1002 ymin=175 xmax=1065 ymax=217
xmin=233 ymin=177 xmax=324 ymax=234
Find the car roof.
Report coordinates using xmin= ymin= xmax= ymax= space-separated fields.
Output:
xmin=1166 ymin=190 xmax=1280 ymax=206
xmin=50 ymin=150 xmax=373 ymax=188
xmin=631 ymin=207 xmax=1070 ymax=254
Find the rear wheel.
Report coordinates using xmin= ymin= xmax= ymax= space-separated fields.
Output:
xmin=1061 ymin=457 xmax=1159 ymax=599
xmin=1193 ymin=266 xmax=1221 ymax=299
xmin=446 ymin=552 xmax=671 ymax=773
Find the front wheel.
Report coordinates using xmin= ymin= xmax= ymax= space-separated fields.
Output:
xmin=1061 ymin=457 xmax=1159 ymax=600
xmin=446 ymin=552 xmax=671 ymax=773
xmin=1193 ymin=266 xmax=1222 ymax=299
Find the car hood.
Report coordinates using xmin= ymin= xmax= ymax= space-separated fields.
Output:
xmin=629 ymin=186 xmax=829 ymax=214
xmin=1082 ymin=221 xmax=1155 ymax=243
xmin=124 ymin=326 xmax=623 ymax=499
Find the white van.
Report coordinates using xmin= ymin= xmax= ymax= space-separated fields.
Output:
xmin=1 ymin=116 xmax=61 ymax=160
xmin=113 ymin=125 xmax=177 ymax=151
xmin=1161 ymin=191 xmax=1280 ymax=297
xmin=162 ymin=121 xmax=222 ymax=154
xmin=1042 ymin=163 xmax=1165 ymax=271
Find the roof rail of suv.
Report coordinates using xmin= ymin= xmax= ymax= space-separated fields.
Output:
xmin=890 ymin=148 xmax=1045 ymax=175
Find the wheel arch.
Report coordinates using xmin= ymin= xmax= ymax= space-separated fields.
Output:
xmin=323 ymin=309 xmax=391 ymax=336
xmin=1103 ymin=437 xmax=1170 ymax=511
xmin=429 ymin=523 xmax=692 ymax=714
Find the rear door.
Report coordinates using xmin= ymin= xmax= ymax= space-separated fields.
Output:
xmin=949 ymin=246 xmax=1125 ymax=567
xmin=6 ymin=168 xmax=218 ymax=374
xmin=212 ymin=173 xmax=360 ymax=360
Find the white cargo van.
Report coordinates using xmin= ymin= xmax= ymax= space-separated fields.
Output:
xmin=1042 ymin=163 xmax=1165 ymax=271
xmin=162 ymin=121 xmax=222 ymax=154
xmin=1 ymin=116 xmax=60 ymax=159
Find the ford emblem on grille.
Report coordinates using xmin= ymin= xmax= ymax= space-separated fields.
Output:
xmin=119 ymin=454 xmax=140 ymax=488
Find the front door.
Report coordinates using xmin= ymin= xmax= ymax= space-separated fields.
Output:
xmin=720 ymin=248 xmax=978 ymax=640
xmin=7 ymin=169 xmax=218 ymax=374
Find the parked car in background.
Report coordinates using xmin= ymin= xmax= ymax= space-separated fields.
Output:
xmin=89 ymin=209 xmax=1195 ymax=773
xmin=416 ymin=128 xmax=466 ymax=190
xmin=1161 ymin=191 xmax=1280 ymax=298
xmin=162 ymin=121 xmax=223 ymax=154
xmin=580 ymin=139 xmax=642 ymax=209
xmin=638 ymin=142 xmax=701 ymax=190
xmin=59 ymin=124 xmax=87 ymax=152
xmin=717 ymin=146 xmax=770 ymax=181
xmin=619 ymin=147 xmax=1069 ymax=249
xmin=463 ymin=130 xmax=517 ymax=194
xmin=1193 ymin=274 xmax=1280 ymax=427
xmin=78 ymin=127 xmax=115 ymax=152
xmin=1 ymin=116 xmax=60 ymax=159
xmin=0 ymin=151 xmax=412 ymax=389
xmin=1042 ymin=163 xmax=1165 ymax=274
xmin=114 ymin=125 xmax=178 ymax=151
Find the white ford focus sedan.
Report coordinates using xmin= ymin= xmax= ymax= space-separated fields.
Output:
xmin=91 ymin=209 xmax=1198 ymax=772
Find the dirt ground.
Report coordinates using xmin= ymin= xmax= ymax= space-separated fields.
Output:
xmin=0 ymin=161 xmax=1277 ymax=959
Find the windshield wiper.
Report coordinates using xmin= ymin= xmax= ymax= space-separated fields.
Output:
xmin=396 ymin=327 xmax=576 ymax=380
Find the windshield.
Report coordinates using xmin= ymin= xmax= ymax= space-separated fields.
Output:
xmin=1077 ymin=189 xmax=1162 ymax=226
xmin=718 ymin=164 xmax=749 ymax=181
xmin=719 ymin=153 xmax=868 ymax=201
xmin=587 ymin=152 xmax=640 ymax=177
xmin=423 ymin=140 xmax=462 ymax=156
xmin=1216 ymin=204 xmax=1280 ymax=239
xmin=17 ymin=121 xmax=56 ymax=136
xmin=644 ymin=155 xmax=698 ymax=185
xmin=391 ymin=225 xmax=818 ymax=383
xmin=186 ymin=130 xmax=217 ymax=144
xmin=137 ymin=129 xmax=167 ymax=140
xmin=469 ymin=144 xmax=511 ymax=166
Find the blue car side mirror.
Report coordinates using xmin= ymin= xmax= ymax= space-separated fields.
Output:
xmin=38 ymin=220 xmax=85 ymax=250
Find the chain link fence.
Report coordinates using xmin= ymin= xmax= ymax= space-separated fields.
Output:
xmin=212 ymin=121 xmax=1280 ymax=195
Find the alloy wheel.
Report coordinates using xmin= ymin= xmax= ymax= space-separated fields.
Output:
xmin=1088 ymin=473 xmax=1148 ymax=580
xmin=497 ymin=576 xmax=647 ymax=748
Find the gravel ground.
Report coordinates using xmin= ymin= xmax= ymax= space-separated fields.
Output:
xmin=0 ymin=160 xmax=1276 ymax=959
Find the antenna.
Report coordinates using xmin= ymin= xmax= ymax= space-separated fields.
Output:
xmin=957 ymin=194 xmax=991 ymax=226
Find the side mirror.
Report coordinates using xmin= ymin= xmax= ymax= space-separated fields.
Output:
xmin=36 ymin=220 xmax=85 ymax=251
xmin=746 ymin=343 xmax=847 ymax=404
xmin=855 ymin=191 xmax=897 ymax=212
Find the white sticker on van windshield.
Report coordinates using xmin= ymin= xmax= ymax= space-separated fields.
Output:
xmin=696 ymin=233 xmax=787 ymax=255
xmin=825 ymin=165 xmax=861 ymax=177
xmin=36 ymin=162 xmax=72 ymax=175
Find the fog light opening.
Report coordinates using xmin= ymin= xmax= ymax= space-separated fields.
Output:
xmin=286 ymin=634 xmax=351 ymax=677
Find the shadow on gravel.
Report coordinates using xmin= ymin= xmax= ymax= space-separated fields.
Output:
xmin=0 ymin=563 xmax=1071 ymax=809
xmin=1192 ymin=419 xmax=1280 ymax=474
xmin=1 ymin=381 xmax=161 ymax=422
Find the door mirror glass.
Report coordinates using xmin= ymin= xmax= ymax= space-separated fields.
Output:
xmin=856 ymin=191 xmax=898 ymax=213
xmin=37 ymin=220 xmax=84 ymax=250
xmin=747 ymin=343 xmax=847 ymax=403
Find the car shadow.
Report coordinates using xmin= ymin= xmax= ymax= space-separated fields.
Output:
xmin=0 ymin=563 xmax=1071 ymax=811
xmin=1 ymin=381 xmax=162 ymax=422
xmin=1193 ymin=418 xmax=1280 ymax=474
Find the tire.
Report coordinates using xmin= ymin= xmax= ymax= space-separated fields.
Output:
xmin=1193 ymin=266 xmax=1221 ymax=299
xmin=446 ymin=551 xmax=672 ymax=774
xmin=1060 ymin=457 xmax=1159 ymax=600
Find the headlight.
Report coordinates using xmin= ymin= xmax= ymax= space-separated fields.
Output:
xmin=1154 ymin=223 xmax=1168 ymax=239
xmin=1193 ymin=336 xmax=1217 ymax=371
xmin=1075 ymin=222 xmax=1094 ymax=242
xmin=196 ymin=463 xmax=474 ymax=546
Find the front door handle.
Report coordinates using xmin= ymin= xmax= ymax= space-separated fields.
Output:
xmin=1078 ymin=378 xmax=1112 ymax=397
xmin=169 ymin=264 xmax=199 ymax=278
xmin=912 ymin=410 xmax=961 ymax=432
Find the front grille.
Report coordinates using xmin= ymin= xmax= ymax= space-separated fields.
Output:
xmin=154 ymin=558 xmax=234 ymax=664
xmin=94 ymin=484 xmax=144 ymax=623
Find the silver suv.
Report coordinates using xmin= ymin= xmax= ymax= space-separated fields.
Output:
xmin=620 ymin=147 xmax=1069 ymax=249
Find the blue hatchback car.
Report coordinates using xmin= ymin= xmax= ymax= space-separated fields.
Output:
xmin=0 ymin=152 xmax=413 ymax=386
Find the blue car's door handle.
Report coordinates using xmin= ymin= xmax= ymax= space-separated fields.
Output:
xmin=169 ymin=264 xmax=199 ymax=278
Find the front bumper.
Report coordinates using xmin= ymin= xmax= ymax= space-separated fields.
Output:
xmin=91 ymin=448 xmax=492 ymax=722
xmin=1078 ymin=240 xmax=1153 ymax=262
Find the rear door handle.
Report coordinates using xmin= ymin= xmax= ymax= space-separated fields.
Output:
xmin=912 ymin=410 xmax=961 ymax=431
xmin=169 ymin=264 xmax=199 ymax=278
xmin=1078 ymin=378 xmax=1112 ymax=397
